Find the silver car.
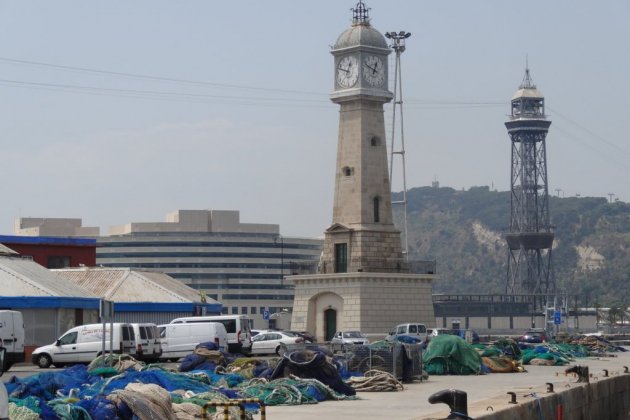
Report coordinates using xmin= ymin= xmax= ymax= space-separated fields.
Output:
xmin=330 ymin=331 xmax=369 ymax=352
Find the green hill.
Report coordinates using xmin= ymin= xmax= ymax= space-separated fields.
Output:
xmin=394 ymin=186 xmax=630 ymax=307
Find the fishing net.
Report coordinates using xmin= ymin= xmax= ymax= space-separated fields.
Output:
xmin=239 ymin=376 xmax=356 ymax=405
xmin=270 ymin=350 xmax=356 ymax=396
xmin=423 ymin=334 xmax=482 ymax=375
xmin=108 ymin=382 xmax=176 ymax=420
xmin=7 ymin=403 xmax=40 ymax=420
xmin=481 ymin=356 xmax=522 ymax=373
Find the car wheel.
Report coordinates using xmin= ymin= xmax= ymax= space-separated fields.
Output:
xmin=275 ymin=344 xmax=287 ymax=356
xmin=36 ymin=354 xmax=52 ymax=368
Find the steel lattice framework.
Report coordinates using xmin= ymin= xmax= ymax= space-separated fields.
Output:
xmin=504 ymin=67 xmax=555 ymax=302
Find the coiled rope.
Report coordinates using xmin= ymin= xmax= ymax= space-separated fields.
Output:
xmin=346 ymin=370 xmax=404 ymax=392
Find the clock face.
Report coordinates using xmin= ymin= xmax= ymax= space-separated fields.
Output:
xmin=363 ymin=55 xmax=385 ymax=87
xmin=336 ymin=55 xmax=359 ymax=88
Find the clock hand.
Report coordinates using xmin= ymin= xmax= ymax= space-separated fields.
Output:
xmin=338 ymin=66 xmax=349 ymax=73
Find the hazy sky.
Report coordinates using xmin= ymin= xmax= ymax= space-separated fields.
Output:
xmin=1 ymin=1 xmax=628 ymax=238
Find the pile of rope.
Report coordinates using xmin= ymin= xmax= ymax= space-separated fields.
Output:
xmin=346 ymin=370 xmax=404 ymax=392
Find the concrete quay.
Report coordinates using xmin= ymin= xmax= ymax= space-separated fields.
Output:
xmin=266 ymin=350 xmax=630 ymax=419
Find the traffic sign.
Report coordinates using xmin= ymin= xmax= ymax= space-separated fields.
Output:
xmin=262 ymin=309 xmax=270 ymax=320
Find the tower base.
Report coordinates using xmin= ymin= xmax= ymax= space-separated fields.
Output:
xmin=289 ymin=272 xmax=435 ymax=342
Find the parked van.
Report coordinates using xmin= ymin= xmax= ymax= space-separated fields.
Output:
xmin=0 ymin=310 xmax=25 ymax=369
xmin=130 ymin=323 xmax=162 ymax=362
xmin=31 ymin=323 xmax=136 ymax=368
xmin=158 ymin=322 xmax=228 ymax=361
xmin=170 ymin=315 xmax=251 ymax=353
xmin=387 ymin=323 xmax=428 ymax=342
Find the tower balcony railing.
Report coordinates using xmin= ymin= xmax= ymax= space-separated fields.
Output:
xmin=288 ymin=259 xmax=436 ymax=275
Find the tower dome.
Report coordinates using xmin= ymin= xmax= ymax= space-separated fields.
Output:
xmin=333 ymin=1 xmax=388 ymax=51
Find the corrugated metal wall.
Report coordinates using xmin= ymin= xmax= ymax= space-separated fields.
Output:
xmin=113 ymin=312 xmax=191 ymax=325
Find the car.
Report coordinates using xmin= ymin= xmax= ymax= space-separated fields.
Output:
xmin=519 ymin=329 xmax=549 ymax=344
xmin=286 ymin=331 xmax=316 ymax=343
xmin=330 ymin=331 xmax=369 ymax=352
xmin=250 ymin=331 xmax=304 ymax=355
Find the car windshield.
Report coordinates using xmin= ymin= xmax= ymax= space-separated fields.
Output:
xmin=282 ymin=331 xmax=297 ymax=337
xmin=343 ymin=331 xmax=363 ymax=338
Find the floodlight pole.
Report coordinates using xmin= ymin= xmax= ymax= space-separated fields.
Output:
xmin=385 ymin=31 xmax=411 ymax=259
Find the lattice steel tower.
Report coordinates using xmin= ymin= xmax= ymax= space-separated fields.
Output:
xmin=504 ymin=66 xmax=555 ymax=298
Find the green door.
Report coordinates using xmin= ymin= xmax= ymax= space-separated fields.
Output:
xmin=324 ymin=308 xmax=337 ymax=341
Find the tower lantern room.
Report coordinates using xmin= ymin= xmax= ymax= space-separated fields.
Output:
xmin=510 ymin=68 xmax=546 ymax=119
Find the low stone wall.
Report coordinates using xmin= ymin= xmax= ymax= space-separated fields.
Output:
xmin=476 ymin=374 xmax=630 ymax=420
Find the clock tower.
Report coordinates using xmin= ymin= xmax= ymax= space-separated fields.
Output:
xmin=289 ymin=2 xmax=434 ymax=341
xmin=322 ymin=1 xmax=405 ymax=274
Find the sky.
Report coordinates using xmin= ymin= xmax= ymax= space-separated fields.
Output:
xmin=0 ymin=1 xmax=628 ymax=238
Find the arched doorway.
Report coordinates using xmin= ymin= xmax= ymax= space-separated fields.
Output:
xmin=324 ymin=308 xmax=337 ymax=341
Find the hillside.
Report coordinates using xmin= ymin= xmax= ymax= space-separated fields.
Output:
xmin=394 ymin=186 xmax=630 ymax=307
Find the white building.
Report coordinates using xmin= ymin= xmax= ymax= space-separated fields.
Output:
xmin=96 ymin=210 xmax=322 ymax=329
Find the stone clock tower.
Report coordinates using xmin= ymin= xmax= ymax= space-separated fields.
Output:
xmin=323 ymin=1 xmax=404 ymax=275
xmin=290 ymin=2 xmax=434 ymax=341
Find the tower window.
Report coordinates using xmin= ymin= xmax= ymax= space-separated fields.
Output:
xmin=342 ymin=166 xmax=353 ymax=176
xmin=334 ymin=243 xmax=348 ymax=273
xmin=370 ymin=136 xmax=381 ymax=146
xmin=373 ymin=197 xmax=380 ymax=222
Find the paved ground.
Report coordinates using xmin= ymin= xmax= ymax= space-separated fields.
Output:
xmin=5 ymin=351 xmax=630 ymax=419
xmin=266 ymin=350 xmax=630 ymax=420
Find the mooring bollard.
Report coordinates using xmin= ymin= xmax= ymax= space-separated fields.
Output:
xmin=565 ymin=365 xmax=589 ymax=383
xmin=428 ymin=389 xmax=470 ymax=419
xmin=507 ymin=391 xmax=517 ymax=404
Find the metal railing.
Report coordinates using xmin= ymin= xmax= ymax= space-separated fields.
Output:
xmin=288 ymin=259 xmax=436 ymax=275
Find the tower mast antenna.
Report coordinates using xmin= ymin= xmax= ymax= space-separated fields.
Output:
xmin=386 ymin=30 xmax=412 ymax=259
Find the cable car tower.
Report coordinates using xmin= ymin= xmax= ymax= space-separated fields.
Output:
xmin=504 ymin=66 xmax=555 ymax=306
xmin=386 ymin=30 xmax=411 ymax=258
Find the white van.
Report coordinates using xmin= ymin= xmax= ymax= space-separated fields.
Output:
xmin=170 ymin=315 xmax=252 ymax=353
xmin=158 ymin=322 xmax=227 ymax=361
xmin=31 ymin=323 xmax=136 ymax=368
xmin=387 ymin=323 xmax=428 ymax=342
xmin=0 ymin=310 xmax=25 ymax=369
xmin=130 ymin=323 xmax=162 ymax=362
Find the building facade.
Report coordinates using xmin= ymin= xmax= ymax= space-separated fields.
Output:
xmin=96 ymin=210 xmax=322 ymax=328
xmin=0 ymin=235 xmax=97 ymax=268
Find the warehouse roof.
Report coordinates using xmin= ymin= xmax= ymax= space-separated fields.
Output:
xmin=0 ymin=254 xmax=97 ymax=298
xmin=53 ymin=267 xmax=218 ymax=305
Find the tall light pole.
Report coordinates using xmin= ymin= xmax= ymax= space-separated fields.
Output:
xmin=385 ymin=30 xmax=411 ymax=259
